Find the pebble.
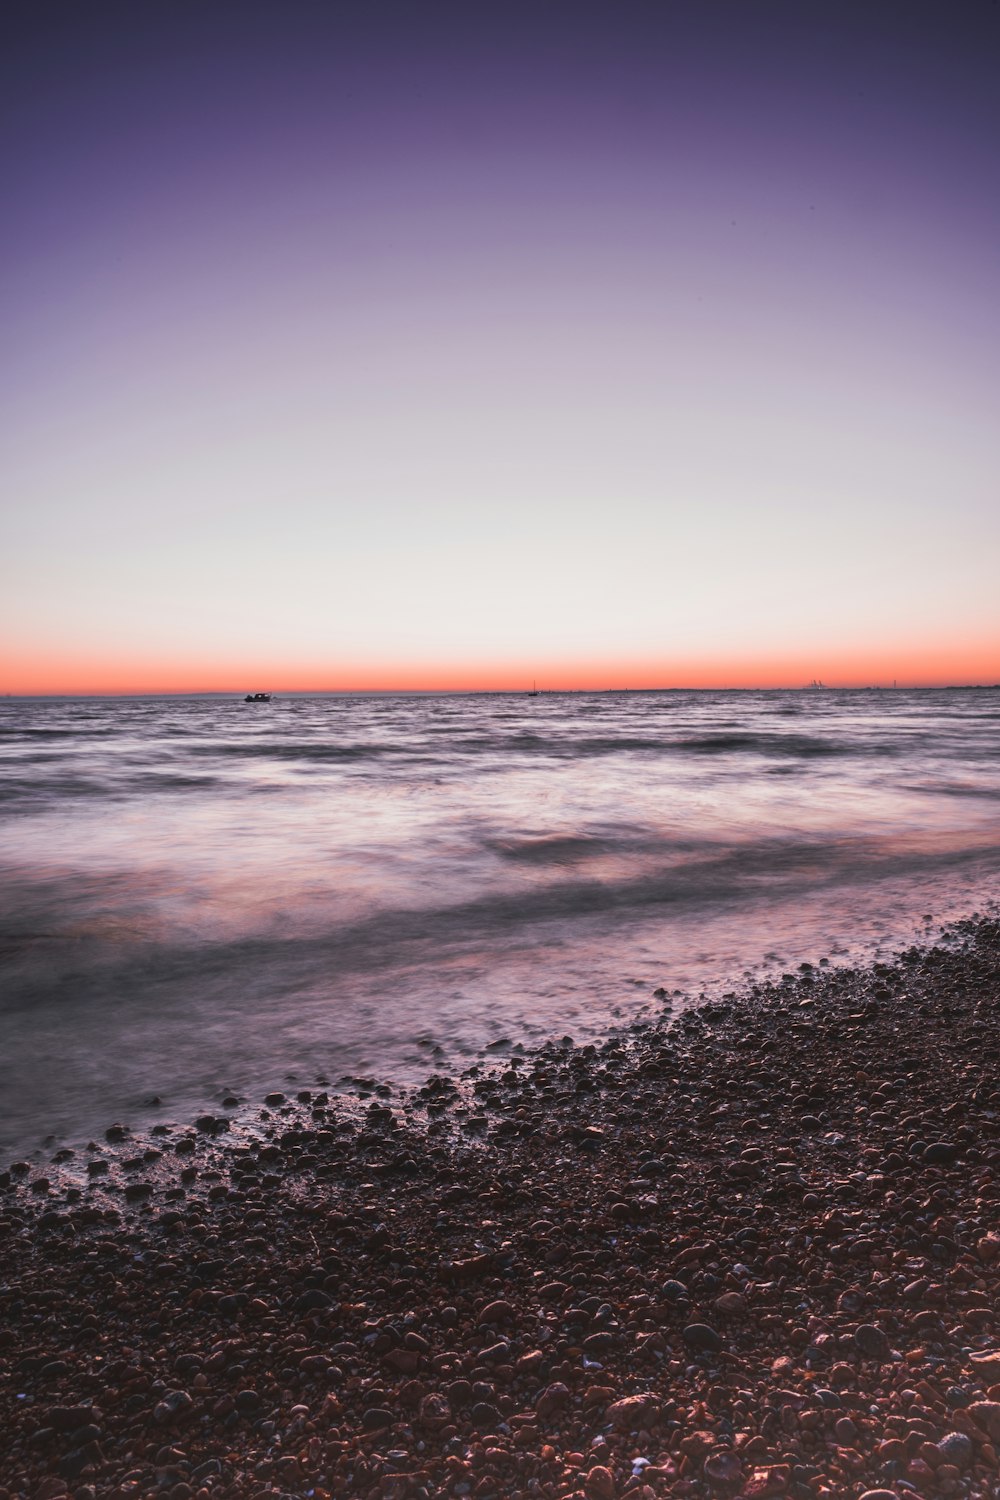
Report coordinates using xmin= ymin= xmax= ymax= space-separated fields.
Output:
xmin=584 ymin=1465 xmax=616 ymax=1499
xmin=923 ymin=1140 xmax=959 ymax=1163
xmin=683 ymin=1322 xmax=723 ymax=1352
xmin=969 ymin=1401 xmax=1000 ymax=1440
xmin=703 ymin=1449 xmax=744 ymax=1489
xmin=2 ymin=917 xmax=1000 ymax=1500
xmin=970 ymin=1350 xmax=1000 ymax=1383
xmin=535 ymin=1382 xmax=570 ymax=1418
xmin=418 ymin=1392 xmax=451 ymax=1427
xmin=937 ymin=1430 xmax=974 ymax=1467
xmin=854 ymin=1323 xmax=890 ymax=1359
xmin=154 ymin=1390 xmax=194 ymax=1423
xmin=606 ymin=1393 xmax=658 ymax=1429
xmin=470 ymin=1400 xmax=502 ymax=1429
xmin=477 ymin=1298 xmax=513 ymax=1325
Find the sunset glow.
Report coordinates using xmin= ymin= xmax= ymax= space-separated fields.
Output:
xmin=2 ymin=3 xmax=998 ymax=694
xmin=6 ymin=641 xmax=998 ymax=698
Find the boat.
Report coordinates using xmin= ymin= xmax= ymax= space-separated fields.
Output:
xmin=528 ymin=680 xmax=539 ymax=697
xmin=244 ymin=692 xmax=272 ymax=702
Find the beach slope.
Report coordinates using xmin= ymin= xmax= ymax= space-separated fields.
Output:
xmin=2 ymin=921 xmax=1000 ymax=1499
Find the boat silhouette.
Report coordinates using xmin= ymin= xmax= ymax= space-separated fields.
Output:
xmin=244 ymin=692 xmax=272 ymax=702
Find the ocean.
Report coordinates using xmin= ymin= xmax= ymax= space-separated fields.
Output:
xmin=1 ymin=687 xmax=998 ymax=1156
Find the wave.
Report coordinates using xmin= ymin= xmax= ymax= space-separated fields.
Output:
xmin=187 ymin=741 xmax=415 ymax=762
xmin=0 ymin=726 xmax=118 ymax=741
xmin=131 ymin=772 xmax=223 ymax=791
xmin=174 ymin=730 xmax=883 ymax=765
xmin=913 ymin=780 xmax=1000 ymax=800
xmin=489 ymin=833 xmax=643 ymax=865
xmin=448 ymin=730 xmax=876 ymax=760
xmin=674 ymin=732 xmax=853 ymax=756
xmin=0 ymin=776 xmax=110 ymax=805
xmin=4 ymin=834 xmax=997 ymax=1000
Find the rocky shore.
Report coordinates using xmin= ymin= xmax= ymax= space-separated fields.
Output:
xmin=2 ymin=917 xmax=999 ymax=1500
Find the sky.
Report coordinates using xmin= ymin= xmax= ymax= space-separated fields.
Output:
xmin=2 ymin=0 xmax=998 ymax=693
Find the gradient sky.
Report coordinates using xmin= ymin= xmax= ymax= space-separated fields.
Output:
xmin=2 ymin=0 xmax=998 ymax=692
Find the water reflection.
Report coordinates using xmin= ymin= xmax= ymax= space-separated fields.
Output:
xmin=1 ymin=687 xmax=998 ymax=1153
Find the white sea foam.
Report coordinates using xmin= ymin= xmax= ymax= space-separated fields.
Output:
xmin=1 ymin=687 xmax=999 ymax=1154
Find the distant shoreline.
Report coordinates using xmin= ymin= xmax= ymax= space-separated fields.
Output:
xmin=3 ymin=683 xmax=999 ymax=702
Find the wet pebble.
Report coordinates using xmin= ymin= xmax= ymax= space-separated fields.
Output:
xmin=682 ymin=1322 xmax=723 ymax=1353
xmin=3 ymin=917 xmax=1000 ymax=1500
xmin=853 ymin=1323 xmax=890 ymax=1359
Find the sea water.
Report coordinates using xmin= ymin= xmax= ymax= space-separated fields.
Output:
xmin=2 ymin=687 xmax=999 ymax=1155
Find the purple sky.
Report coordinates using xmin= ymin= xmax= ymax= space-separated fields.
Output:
xmin=3 ymin=1 xmax=998 ymax=690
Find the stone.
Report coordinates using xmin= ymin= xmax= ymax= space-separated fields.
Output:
xmin=535 ymin=1382 xmax=570 ymax=1418
xmin=853 ymin=1323 xmax=890 ymax=1359
xmin=583 ymin=1331 xmax=615 ymax=1357
xmin=703 ymin=1450 xmax=744 ymax=1490
xmin=937 ymin=1430 xmax=974 ymax=1467
xmin=970 ymin=1350 xmax=1000 ymax=1384
xmin=384 ymin=1346 xmax=420 ymax=1373
xmin=681 ymin=1429 xmax=717 ymax=1458
xmin=34 ymin=1481 xmax=68 ymax=1500
xmin=154 ymin=1390 xmax=194 ymax=1424
xmin=418 ymin=1392 xmax=451 ymax=1428
xmin=683 ymin=1322 xmax=723 ymax=1353
xmin=46 ymin=1405 xmax=93 ymax=1432
xmin=606 ymin=1393 xmax=658 ymax=1430
xmin=968 ymin=1402 xmax=1000 ymax=1441
xmin=743 ymin=1466 xmax=790 ymax=1497
xmin=477 ymin=1298 xmax=514 ymax=1325
xmin=295 ymin=1288 xmax=331 ymax=1311
xmin=5 ymin=909 xmax=1000 ymax=1500
xmin=470 ymin=1400 xmax=502 ymax=1430
xmin=923 ymin=1141 xmax=959 ymax=1164
xmin=584 ymin=1466 xmax=616 ymax=1500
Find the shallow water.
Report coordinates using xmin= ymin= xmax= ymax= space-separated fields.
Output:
xmin=2 ymin=687 xmax=999 ymax=1155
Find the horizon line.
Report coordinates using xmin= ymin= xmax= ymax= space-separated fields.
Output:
xmin=4 ymin=681 xmax=1000 ymax=701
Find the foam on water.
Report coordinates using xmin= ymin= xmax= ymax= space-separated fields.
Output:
xmin=1 ymin=687 xmax=999 ymax=1154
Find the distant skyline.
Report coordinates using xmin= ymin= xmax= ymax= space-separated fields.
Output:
xmin=3 ymin=1 xmax=998 ymax=694
xmin=5 ymin=645 xmax=997 ymax=696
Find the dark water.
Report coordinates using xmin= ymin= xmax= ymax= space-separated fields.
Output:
xmin=2 ymin=687 xmax=999 ymax=1155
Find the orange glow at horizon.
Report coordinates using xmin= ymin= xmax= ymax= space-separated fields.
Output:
xmin=4 ymin=3 xmax=999 ymax=719
xmin=5 ymin=641 xmax=998 ymax=696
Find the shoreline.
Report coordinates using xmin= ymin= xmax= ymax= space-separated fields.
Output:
xmin=2 ymin=918 xmax=1000 ymax=1498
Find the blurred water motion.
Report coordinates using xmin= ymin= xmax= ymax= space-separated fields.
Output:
xmin=1 ymin=687 xmax=999 ymax=1153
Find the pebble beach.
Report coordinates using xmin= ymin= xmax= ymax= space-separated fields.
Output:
xmin=2 ymin=917 xmax=1000 ymax=1500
